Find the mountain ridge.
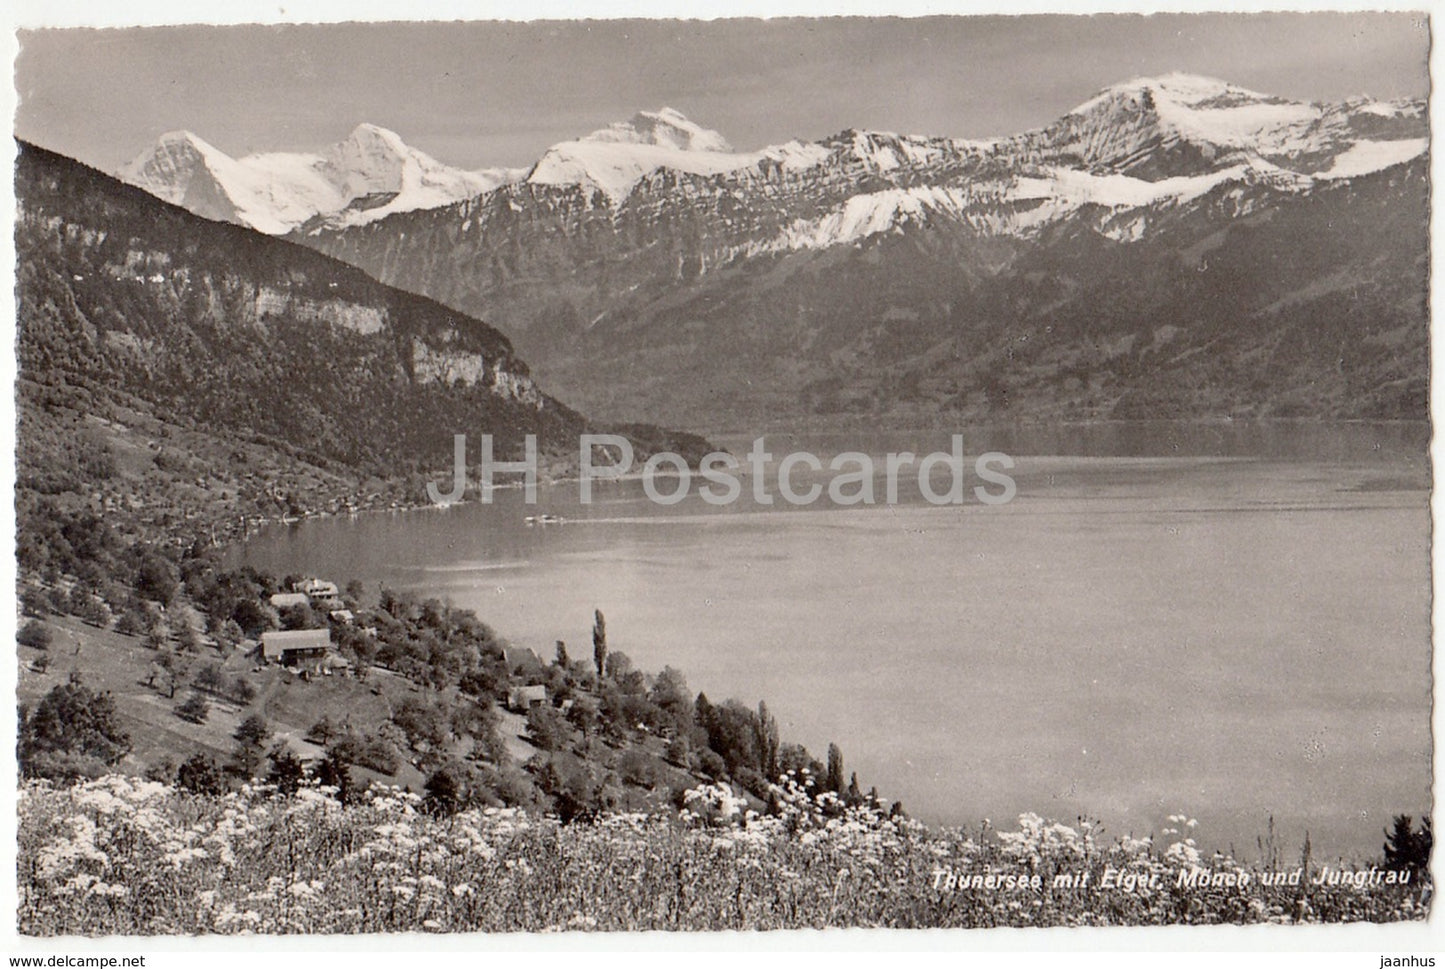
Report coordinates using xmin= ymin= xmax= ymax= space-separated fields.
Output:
xmin=114 ymin=74 xmax=1429 ymax=430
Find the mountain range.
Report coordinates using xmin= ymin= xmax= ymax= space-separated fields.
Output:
xmin=120 ymin=73 xmax=1431 ymax=429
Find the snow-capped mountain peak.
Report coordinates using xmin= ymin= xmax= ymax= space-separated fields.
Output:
xmin=343 ymin=122 xmax=411 ymax=151
xmin=120 ymin=124 xmax=518 ymax=233
xmin=121 ymin=130 xmax=227 ymax=201
xmin=1084 ymin=72 xmax=1262 ymax=108
xmin=583 ymin=107 xmax=733 ymax=153
xmin=153 ymin=129 xmax=221 ymax=154
xmin=529 ymin=107 xmax=749 ymax=203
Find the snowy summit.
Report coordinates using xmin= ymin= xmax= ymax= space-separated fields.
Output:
xmin=527 ymin=108 xmax=755 ymax=202
xmin=120 ymin=76 xmax=1427 ymax=236
xmin=121 ymin=124 xmax=524 ymax=234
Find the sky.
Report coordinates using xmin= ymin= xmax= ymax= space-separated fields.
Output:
xmin=13 ymin=13 xmax=1431 ymax=174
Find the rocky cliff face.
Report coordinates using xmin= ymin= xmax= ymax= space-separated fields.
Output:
xmin=17 ymin=141 xmax=590 ymax=481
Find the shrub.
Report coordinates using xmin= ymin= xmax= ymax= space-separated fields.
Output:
xmin=228 ymin=676 xmax=257 ymax=706
xmin=331 ymin=731 xmax=400 ymax=776
xmin=114 ymin=608 xmax=146 ymax=636
xmin=18 ymin=676 xmax=131 ymax=779
xmin=14 ymin=775 xmax=1434 ymax=934
xmin=175 ymin=691 xmax=210 ymax=724
xmin=266 ymin=745 xmax=306 ymax=795
xmin=307 ymin=715 xmax=341 ymax=746
xmin=20 ymin=586 xmax=51 ymax=617
xmin=72 ymin=595 xmax=112 ymax=629
xmin=234 ymin=714 xmax=271 ymax=748
xmin=525 ymin=704 xmax=567 ymax=752
xmin=424 ymin=764 xmax=467 ymax=816
xmin=143 ymin=757 xmax=177 ymax=785
xmin=192 ymin=662 xmax=226 ymax=696
xmin=176 ymin=754 xmax=225 ymax=795
xmin=18 ymin=620 xmax=51 ymax=651
xmin=618 ymin=749 xmax=658 ymax=788
xmin=697 ymin=749 xmax=728 ymax=780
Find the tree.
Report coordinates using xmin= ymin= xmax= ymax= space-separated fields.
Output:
xmin=1384 ymin=814 xmax=1432 ymax=874
xmin=135 ymin=552 xmax=179 ymax=605
xmin=665 ymin=734 xmax=691 ymax=768
xmin=114 ymin=608 xmax=146 ymax=637
xmin=234 ymin=714 xmax=271 ymax=748
xmin=175 ymin=690 xmax=210 ymax=724
xmin=315 ymin=747 xmax=355 ymax=804
xmin=394 ymin=697 xmax=451 ymax=765
xmin=266 ymin=744 xmax=306 ymax=795
xmin=19 ymin=675 xmax=131 ymax=779
xmin=566 ymin=697 xmax=601 ymax=741
xmin=20 ymin=586 xmax=51 ymax=618
xmin=228 ymin=676 xmax=257 ymax=705
xmin=605 ymin=650 xmax=633 ymax=682
xmin=144 ymin=617 xmax=170 ymax=651
xmin=778 ymin=742 xmax=822 ymax=778
xmin=144 ymin=757 xmax=177 ymax=785
xmin=650 ymin=666 xmax=692 ymax=719
xmin=307 ymin=714 xmax=341 ymax=746
xmin=170 ymin=603 xmax=205 ymax=651
xmin=697 ymin=748 xmax=728 ymax=780
xmin=193 ymin=662 xmax=227 ymax=695
xmin=279 ymin=603 xmax=318 ymax=631
xmin=152 ymin=650 xmax=188 ymax=699
xmin=826 ymin=743 xmax=845 ymax=794
xmin=424 ymin=764 xmax=468 ymax=816
xmin=699 ymin=699 xmax=763 ymax=775
xmin=756 ymin=701 xmax=780 ymax=779
xmin=554 ymin=640 xmax=569 ymax=668
xmin=618 ymin=749 xmax=657 ymax=788
xmin=17 ymin=620 xmax=51 ymax=651
xmin=592 ymin=609 xmax=607 ymax=678
xmin=73 ymin=594 xmax=112 ymax=629
xmin=214 ymin=619 xmax=244 ymax=652
xmin=536 ymin=757 xmax=612 ymax=824
xmin=526 ymin=704 xmax=567 ymax=752
xmin=228 ymin=740 xmax=265 ymax=780
xmin=231 ymin=599 xmax=277 ymax=638
xmin=176 ymin=753 xmax=225 ymax=795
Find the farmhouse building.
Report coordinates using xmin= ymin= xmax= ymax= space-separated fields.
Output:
xmin=296 ymin=578 xmax=340 ymax=599
xmin=261 ymin=628 xmax=332 ymax=667
xmin=507 ymin=684 xmax=548 ymax=712
xmin=269 ymin=592 xmax=311 ymax=610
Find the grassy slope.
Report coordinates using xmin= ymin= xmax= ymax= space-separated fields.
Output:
xmin=18 ymin=615 xmax=702 ymax=807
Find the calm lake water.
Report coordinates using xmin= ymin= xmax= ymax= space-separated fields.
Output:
xmin=233 ymin=422 xmax=1432 ymax=859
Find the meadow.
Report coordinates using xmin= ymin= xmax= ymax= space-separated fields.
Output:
xmin=17 ymin=774 xmax=1429 ymax=934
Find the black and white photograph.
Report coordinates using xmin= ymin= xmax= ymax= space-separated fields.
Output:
xmin=5 ymin=4 xmax=1436 ymax=950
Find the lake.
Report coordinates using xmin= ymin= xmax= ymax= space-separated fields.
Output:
xmin=232 ymin=421 xmax=1432 ymax=860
